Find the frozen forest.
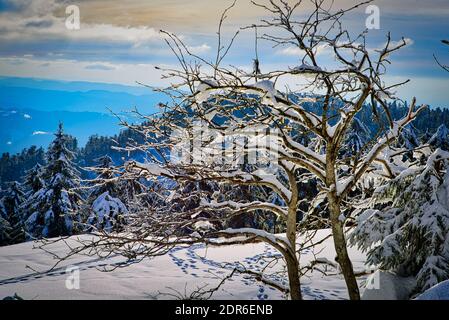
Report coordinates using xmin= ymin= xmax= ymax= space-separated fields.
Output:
xmin=1 ymin=0 xmax=449 ymax=301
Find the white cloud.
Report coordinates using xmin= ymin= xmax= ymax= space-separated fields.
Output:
xmin=23 ymin=113 xmax=32 ymax=119
xmin=32 ymin=131 xmax=50 ymax=135
xmin=374 ymin=38 xmax=414 ymax=52
xmin=0 ymin=1 xmax=162 ymax=45
xmin=186 ymin=44 xmax=211 ymax=55
xmin=277 ymin=47 xmax=305 ymax=57
xmin=0 ymin=56 xmax=171 ymax=87
xmin=72 ymin=24 xmax=161 ymax=44
xmin=85 ymin=63 xmax=117 ymax=71
xmin=277 ymin=45 xmax=332 ymax=58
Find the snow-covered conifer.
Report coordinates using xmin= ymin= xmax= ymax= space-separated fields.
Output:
xmin=24 ymin=123 xmax=83 ymax=239
xmin=0 ymin=181 xmax=25 ymax=244
xmin=396 ymin=124 xmax=420 ymax=150
xmin=427 ymin=124 xmax=449 ymax=151
xmin=86 ymin=156 xmax=128 ymax=232
xmin=350 ymin=149 xmax=449 ymax=293
xmin=342 ymin=117 xmax=372 ymax=157
xmin=22 ymin=163 xmax=45 ymax=195
xmin=0 ymin=215 xmax=12 ymax=246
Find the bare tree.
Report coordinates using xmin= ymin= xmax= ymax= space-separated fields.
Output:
xmin=43 ymin=0 xmax=426 ymax=300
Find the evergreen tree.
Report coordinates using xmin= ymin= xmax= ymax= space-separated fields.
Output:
xmin=342 ymin=117 xmax=372 ymax=157
xmin=396 ymin=124 xmax=420 ymax=150
xmin=86 ymin=156 xmax=128 ymax=232
xmin=0 ymin=181 xmax=25 ymax=244
xmin=0 ymin=215 xmax=12 ymax=246
xmin=23 ymin=163 xmax=45 ymax=195
xmin=420 ymin=129 xmax=433 ymax=145
xmin=428 ymin=124 xmax=449 ymax=151
xmin=350 ymin=149 xmax=449 ymax=294
xmin=24 ymin=123 xmax=83 ymax=239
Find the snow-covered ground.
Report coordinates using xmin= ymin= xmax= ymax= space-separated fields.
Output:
xmin=0 ymin=229 xmax=372 ymax=300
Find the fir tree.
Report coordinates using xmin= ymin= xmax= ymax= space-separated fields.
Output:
xmin=350 ymin=149 xmax=449 ymax=294
xmin=396 ymin=123 xmax=420 ymax=150
xmin=342 ymin=117 xmax=372 ymax=157
xmin=24 ymin=123 xmax=83 ymax=239
xmin=23 ymin=163 xmax=45 ymax=195
xmin=0 ymin=181 xmax=25 ymax=244
xmin=428 ymin=124 xmax=449 ymax=151
xmin=86 ymin=156 xmax=128 ymax=232
xmin=0 ymin=215 xmax=12 ymax=246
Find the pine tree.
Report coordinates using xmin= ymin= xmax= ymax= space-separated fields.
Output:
xmin=428 ymin=124 xmax=449 ymax=151
xmin=0 ymin=181 xmax=26 ymax=244
xmin=0 ymin=215 xmax=12 ymax=246
xmin=24 ymin=123 xmax=83 ymax=239
xmin=349 ymin=149 xmax=449 ymax=294
xmin=23 ymin=163 xmax=45 ymax=195
xmin=420 ymin=129 xmax=433 ymax=145
xmin=342 ymin=117 xmax=372 ymax=157
xmin=86 ymin=156 xmax=128 ymax=232
xmin=396 ymin=123 xmax=419 ymax=150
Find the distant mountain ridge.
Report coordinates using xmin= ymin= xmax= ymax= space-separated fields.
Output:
xmin=0 ymin=108 xmax=125 ymax=153
xmin=0 ymin=86 xmax=166 ymax=114
xmin=0 ymin=76 xmax=156 ymax=95
xmin=0 ymin=77 xmax=168 ymax=153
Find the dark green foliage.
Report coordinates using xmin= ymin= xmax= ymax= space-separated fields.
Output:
xmin=0 ymin=181 xmax=25 ymax=245
xmin=85 ymin=156 xmax=128 ymax=232
xmin=0 ymin=146 xmax=45 ymax=187
xmin=23 ymin=123 xmax=83 ymax=239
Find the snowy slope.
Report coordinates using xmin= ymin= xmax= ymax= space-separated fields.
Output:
xmin=416 ymin=280 xmax=449 ymax=300
xmin=0 ymin=229 xmax=371 ymax=300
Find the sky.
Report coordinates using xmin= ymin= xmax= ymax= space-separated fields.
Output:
xmin=0 ymin=0 xmax=448 ymax=108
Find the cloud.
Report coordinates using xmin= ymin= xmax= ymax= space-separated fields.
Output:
xmin=186 ymin=44 xmax=211 ymax=55
xmin=376 ymin=38 xmax=414 ymax=51
xmin=0 ymin=18 xmax=162 ymax=44
xmin=393 ymin=38 xmax=414 ymax=48
xmin=0 ymin=56 xmax=170 ymax=87
xmin=85 ymin=63 xmax=117 ymax=71
xmin=277 ymin=47 xmax=305 ymax=57
xmin=23 ymin=113 xmax=31 ymax=119
xmin=24 ymin=19 xmax=53 ymax=28
xmin=276 ymin=45 xmax=332 ymax=58
xmin=32 ymin=131 xmax=50 ymax=135
xmin=0 ymin=0 xmax=162 ymax=45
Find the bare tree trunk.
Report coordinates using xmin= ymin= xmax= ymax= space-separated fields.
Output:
xmin=326 ymin=151 xmax=360 ymax=300
xmin=285 ymin=170 xmax=302 ymax=300
xmin=285 ymin=250 xmax=302 ymax=300
xmin=328 ymin=196 xmax=360 ymax=300
xmin=285 ymin=212 xmax=301 ymax=300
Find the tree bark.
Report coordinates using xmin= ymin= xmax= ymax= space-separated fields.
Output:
xmin=285 ymin=169 xmax=302 ymax=300
xmin=285 ymin=250 xmax=302 ymax=300
xmin=326 ymin=149 xmax=360 ymax=300
xmin=328 ymin=195 xmax=360 ymax=300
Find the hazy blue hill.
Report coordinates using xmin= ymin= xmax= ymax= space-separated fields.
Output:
xmin=0 ymin=108 xmax=128 ymax=153
xmin=0 ymin=86 xmax=165 ymax=114
xmin=0 ymin=76 xmax=155 ymax=95
xmin=0 ymin=77 xmax=169 ymax=153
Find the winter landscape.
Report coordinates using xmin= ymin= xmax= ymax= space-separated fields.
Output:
xmin=1 ymin=0 xmax=449 ymax=303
